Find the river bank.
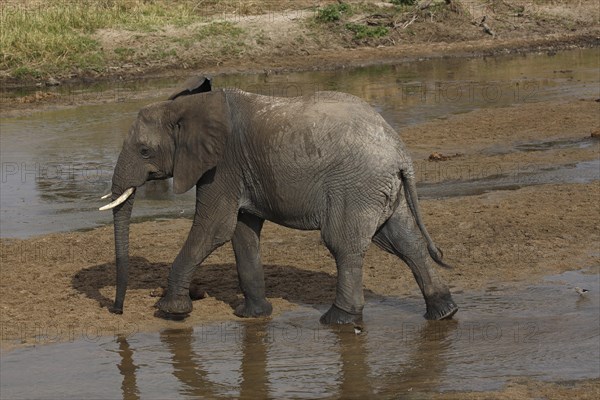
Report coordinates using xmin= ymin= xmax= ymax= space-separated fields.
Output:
xmin=1 ymin=0 xmax=598 ymax=92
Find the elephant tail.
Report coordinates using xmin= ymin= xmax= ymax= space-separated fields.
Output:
xmin=399 ymin=168 xmax=453 ymax=269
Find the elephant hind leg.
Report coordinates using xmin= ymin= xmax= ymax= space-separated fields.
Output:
xmin=231 ymin=212 xmax=272 ymax=318
xmin=372 ymin=201 xmax=458 ymax=320
xmin=319 ymin=202 xmax=381 ymax=325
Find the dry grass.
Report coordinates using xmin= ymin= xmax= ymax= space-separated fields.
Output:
xmin=0 ymin=0 xmax=330 ymax=79
xmin=0 ymin=0 xmax=251 ymax=78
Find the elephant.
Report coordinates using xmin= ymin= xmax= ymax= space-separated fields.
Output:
xmin=100 ymin=76 xmax=458 ymax=324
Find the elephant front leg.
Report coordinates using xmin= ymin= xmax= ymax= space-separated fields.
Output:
xmin=232 ymin=212 xmax=273 ymax=318
xmin=156 ymin=193 xmax=239 ymax=316
xmin=155 ymin=240 xmax=203 ymax=316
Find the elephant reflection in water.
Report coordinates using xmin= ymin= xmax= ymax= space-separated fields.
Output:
xmin=376 ymin=321 xmax=458 ymax=395
xmin=116 ymin=335 xmax=140 ymax=400
xmin=115 ymin=321 xmax=456 ymax=398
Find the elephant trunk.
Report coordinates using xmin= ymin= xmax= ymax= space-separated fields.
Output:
xmin=102 ymin=148 xmax=143 ymax=314
xmin=111 ymin=190 xmax=135 ymax=314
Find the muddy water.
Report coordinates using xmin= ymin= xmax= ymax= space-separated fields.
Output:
xmin=1 ymin=269 xmax=598 ymax=398
xmin=419 ymin=158 xmax=600 ymax=199
xmin=0 ymin=48 xmax=598 ymax=238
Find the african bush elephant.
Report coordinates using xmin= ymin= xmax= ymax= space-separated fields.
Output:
xmin=100 ymin=77 xmax=458 ymax=324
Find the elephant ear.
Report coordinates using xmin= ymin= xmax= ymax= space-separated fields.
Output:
xmin=171 ymin=90 xmax=231 ymax=194
xmin=168 ymin=76 xmax=212 ymax=100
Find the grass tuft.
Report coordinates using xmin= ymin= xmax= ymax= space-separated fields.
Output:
xmin=315 ymin=3 xmax=352 ymax=23
xmin=345 ymin=23 xmax=390 ymax=40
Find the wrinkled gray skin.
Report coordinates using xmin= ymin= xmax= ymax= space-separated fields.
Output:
xmin=108 ymin=83 xmax=458 ymax=324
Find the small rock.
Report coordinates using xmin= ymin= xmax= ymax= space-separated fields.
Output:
xmin=591 ymin=129 xmax=600 ymax=139
xmin=46 ymin=77 xmax=60 ymax=86
xmin=428 ymin=152 xmax=463 ymax=162
xmin=575 ymin=287 xmax=589 ymax=296
xmin=429 ymin=152 xmax=447 ymax=161
xmin=149 ymin=288 xmax=166 ymax=298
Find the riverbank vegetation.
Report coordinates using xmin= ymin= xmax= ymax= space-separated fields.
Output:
xmin=0 ymin=0 xmax=598 ymax=86
xmin=1 ymin=0 xmax=247 ymax=79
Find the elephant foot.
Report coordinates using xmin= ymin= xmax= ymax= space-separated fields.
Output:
xmin=234 ymin=298 xmax=273 ymax=318
xmin=424 ymin=293 xmax=458 ymax=320
xmin=155 ymin=293 xmax=193 ymax=318
xmin=109 ymin=305 xmax=124 ymax=315
xmin=320 ymin=304 xmax=363 ymax=325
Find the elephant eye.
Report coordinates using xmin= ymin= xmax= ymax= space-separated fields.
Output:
xmin=140 ymin=147 xmax=151 ymax=159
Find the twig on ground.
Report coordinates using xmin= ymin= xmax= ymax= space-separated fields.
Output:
xmin=402 ymin=14 xmax=418 ymax=29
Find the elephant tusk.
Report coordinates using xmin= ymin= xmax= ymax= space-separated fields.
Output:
xmin=99 ymin=188 xmax=135 ymax=211
xmin=101 ymin=193 xmax=111 ymax=199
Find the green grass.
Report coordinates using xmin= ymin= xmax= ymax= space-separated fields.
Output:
xmin=11 ymin=66 xmax=43 ymax=80
xmin=0 ymin=1 xmax=240 ymax=79
xmin=345 ymin=23 xmax=390 ymax=40
xmin=1 ymin=3 xmax=101 ymax=74
xmin=194 ymin=21 xmax=243 ymax=39
xmin=315 ymin=3 xmax=352 ymax=23
xmin=313 ymin=2 xmax=392 ymax=41
xmin=113 ymin=47 xmax=135 ymax=61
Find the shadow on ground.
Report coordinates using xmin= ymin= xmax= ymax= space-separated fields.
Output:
xmin=72 ymin=257 xmax=382 ymax=312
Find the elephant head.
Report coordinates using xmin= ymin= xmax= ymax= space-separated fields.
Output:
xmin=99 ymin=77 xmax=231 ymax=313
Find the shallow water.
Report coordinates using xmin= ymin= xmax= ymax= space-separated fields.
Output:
xmin=418 ymin=158 xmax=600 ymax=198
xmin=0 ymin=48 xmax=598 ymax=237
xmin=1 ymin=269 xmax=598 ymax=399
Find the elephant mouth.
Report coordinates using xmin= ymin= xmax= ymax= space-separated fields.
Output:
xmin=148 ymin=171 xmax=168 ymax=180
xmin=99 ymin=187 xmax=136 ymax=211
